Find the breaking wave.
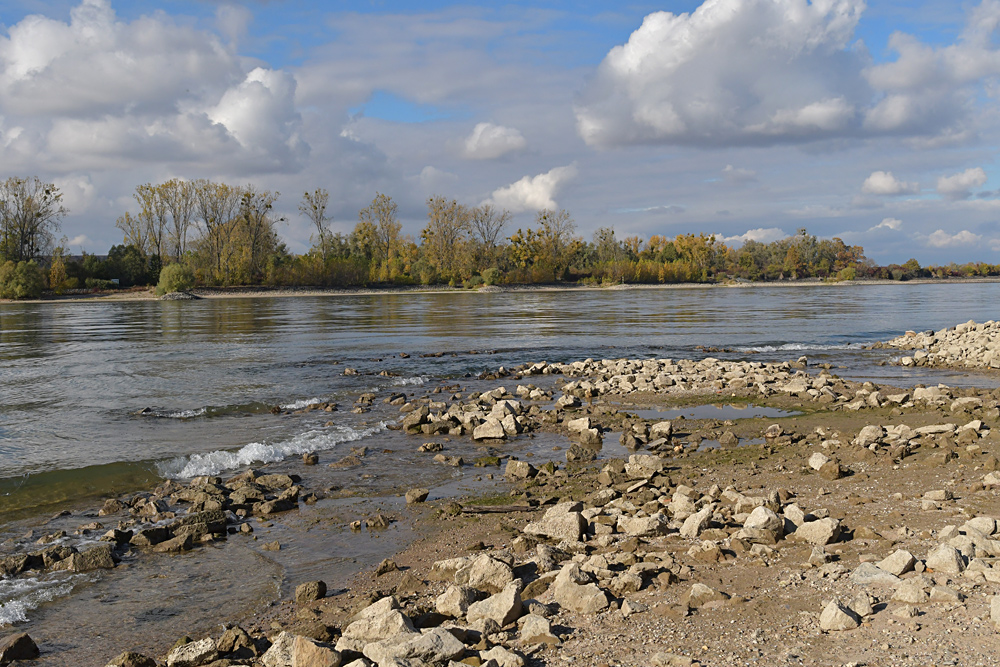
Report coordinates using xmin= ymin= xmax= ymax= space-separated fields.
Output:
xmin=734 ymin=343 xmax=865 ymax=353
xmin=0 ymin=574 xmax=87 ymax=626
xmin=155 ymin=422 xmax=386 ymax=479
xmin=280 ymin=397 xmax=324 ymax=410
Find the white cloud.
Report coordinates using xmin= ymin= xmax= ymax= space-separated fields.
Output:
xmin=872 ymin=217 xmax=902 ymax=231
xmin=485 ymin=164 xmax=577 ymax=214
xmin=462 ymin=122 xmax=527 ymax=160
xmin=936 ymin=167 xmax=987 ymax=199
xmin=722 ymin=165 xmax=757 ymax=183
xmin=65 ymin=234 xmax=93 ymax=248
xmin=862 ymin=171 xmax=919 ymax=195
xmin=716 ymin=227 xmax=787 ymax=246
xmin=926 ymin=229 xmax=983 ymax=248
xmin=577 ymin=0 xmax=1000 ymax=148
xmin=416 ymin=165 xmax=458 ymax=192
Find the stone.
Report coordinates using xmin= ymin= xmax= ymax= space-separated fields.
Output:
xmin=340 ymin=598 xmax=416 ymax=644
xmin=854 ymin=425 xmax=884 ymax=448
xmin=991 ymin=595 xmax=1000 ymax=628
xmin=504 ymin=460 xmax=536 ymax=480
xmin=877 ymin=550 xmax=916 ymax=577
xmin=850 ymin=592 xmax=874 ymax=617
xmin=819 ymin=599 xmax=860 ymax=631
xmin=926 ymin=544 xmax=965 ymax=574
xmin=743 ymin=506 xmax=782 ymax=533
xmin=791 ymin=518 xmax=841 ymax=545
xmin=296 ymin=581 xmax=327 ymax=604
xmin=651 ymin=653 xmax=694 ymax=667
xmin=718 ymin=431 xmax=739 ymax=447
xmin=405 ymin=488 xmax=429 ymax=504
xmin=850 ymin=563 xmax=901 ymax=586
xmin=291 ymin=636 xmax=341 ymax=667
xmin=166 ymin=637 xmax=218 ymax=667
xmin=363 ymin=628 xmax=465 ymax=666
xmin=105 ymin=652 xmax=157 ymax=667
xmin=617 ymin=512 xmax=670 ymax=537
xmin=808 ymin=452 xmax=830 ymax=471
xmin=684 ymin=583 xmax=729 ymax=609
xmin=436 ymin=585 xmax=479 ymax=618
xmin=455 ymin=554 xmax=515 ymax=594
xmin=466 ymin=581 xmax=523 ymax=627
xmin=679 ymin=504 xmax=715 ymax=539
xmin=473 ymin=419 xmax=506 ymax=440
xmin=818 ymin=461 xmax=843 ymax=481
xmin=0 ymin=633 xmax=39 ymax=664
xmin=523 ymin=503 xmax=587 ymax=543
xmin=650 ymin=421 xmax=673 ymax=439
xmin=61 ymin=544 xmax=116 ymax=572
xmin=552 ymin=563 xmax=609 ymax=614
xmin=892 ymin=580 xmax=928 ymax=604
xmin=519 ymin=613 xmax=559 ymax=645
xmin=479 ymin=646 xmax=525 ymax=667
xmin=261 ymin=632 xmax=295 ymax=667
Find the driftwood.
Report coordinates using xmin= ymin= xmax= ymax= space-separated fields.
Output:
xmin=460 ymin=504 xmax=537 ymax=514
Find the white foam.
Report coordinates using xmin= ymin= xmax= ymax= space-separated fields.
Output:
xmin=735 ymin=343 xmax=864 ymax=353
xmin=164 ymin=407 xmax=208 ymax=419
xmin=280 ymin=397 xmax=324 ymax=410
xmin=156 ymin=422 xmax=385 ymax=479
xmin=0 ymin=575 xmax=84 ymax=626
xmin=392 ymin=376 xmax=426 ymax=387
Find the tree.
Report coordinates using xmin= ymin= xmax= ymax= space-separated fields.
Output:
xmin=238 ymin=186 xmax=281 ymax=283
xmin=192 ymin=179 xmax=242 ymax=283
xmin=300 ymin=188 xmax=333 ymax=261
xmin=49 ymin=246 xmax=67 ymax=294
xmin=421 ymin=196 xmax=470 ymax=281
xmin=469 ymin=204 xmax=510 ymax=266
xmin=161 ymin=179 xmax=196 ymax=262
xmin=0 ymin=260 xmax=44 ymax=299
xmin=115 ymin=211 xmax=149 ymax=256
xmin=358 ymin=192 xmax=401 ymax=280
xmin=534 ymin=209 xmax=577 ymax=278
xmin=0 ymin=177 xmax=66 ymax=263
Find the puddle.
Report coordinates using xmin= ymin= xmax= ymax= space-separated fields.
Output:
xmin=621 ymin=404 xmax=800 ymax=421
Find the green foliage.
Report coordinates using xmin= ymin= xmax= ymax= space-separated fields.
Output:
xmin=481 ymin=267 xmax=501 ymax=285
xmin=0 ymin=260 xmax=44 ymax=299
xmin=156 ymin=262 xmax=196 ymax=295
xmin=85 ymin=277 xmax=116 ymax=290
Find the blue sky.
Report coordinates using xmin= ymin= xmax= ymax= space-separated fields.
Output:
xmin=2 ymin=0 xmax=1000 ymax=263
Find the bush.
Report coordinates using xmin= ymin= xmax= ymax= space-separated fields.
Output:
xmin=85 ymin=277 xmax=115 ymax=290
xmin=463 ymin=275 xmax=485 ymax=289
xmin=156 ymin=263 xmax=196 ymax=295
xmin=836 ymin=266 xmax=856 ymax=281
xmin=0 ymin=261 xmax=45 ymax=299
xmin=481 ymin=267 xmax=501 ymax=285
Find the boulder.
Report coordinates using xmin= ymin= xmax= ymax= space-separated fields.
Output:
xmin=791 ymin=518 xmax=841 ymax=545
xmin=925 ymin=544 xmax=965 ymax=574
xmin=849 ymin=563 xmax=901 ymax=586
xmin=404 ymin=488 xmax=429 ymax=504
xmin=363 ymin=628 xmax=465 ymax=666
xmin=339 ymin=598 xmax=416 ymax=644
xmin=455 ymin=554 xmax=515 ymax=594
xmin=61 ymin=544 xmax=116 ymax=572
xmin=877 ymin=550 xmax=916 ymax=577
xmin=166 ymin=638 xmax=217 ymax=667
xmin=436 ymin=585 xmax=479 ymax=618
xmin=523 ymin=503 xmax=587 ymax=543
xmin=473 ymin=419 xmax=506 ymax=440
xmin=519 ymin=614 xmax=560 ymax=645
xmin=293 ymin=636 xmax=341 ymax=667
xmin=105 ymin=652 xmax=157 ymax=667
xmin=684 ymin=583 xmax=729 ymax=609
xmin=261 ymin=632 xmax=295 ymax=667
xmin=296 ymin=581 xmax=327 ymax=604
xmin=679 ymin=504 xmax=715 ymax=539
xmin=808 ymin=452 xmax=830 ymax=471
xmin=617 ymin=512 xmax=670 ymax=537
xmin=819 ymin=599 xmax=860 ymax=631
xmin=479 ymin=646 xmax=525 ymax=667
xmin=552 ymin=563 xmax=609 ymax=614
xmin=504 ymin=460 xmax=536 ymax=480
xmin=0 ymin=633 xmax=39 ymax=664
xmin=466 ymin=581 xmax=523 ymax=627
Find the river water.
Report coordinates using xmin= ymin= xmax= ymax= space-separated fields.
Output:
xmin=1 ymin=282 xmax=999 ymax=663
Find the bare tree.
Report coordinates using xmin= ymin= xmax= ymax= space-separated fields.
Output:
xmin=161 ymin=179 xmax=196 ymax=262
xmin=299 ymin=188 xmax=332 ymax=261
xmin=422 ymin=196 xmax=470 ymax=280
xmin=469 ymin=203 xmax=510 ymax=266
xmin=239 ymin=186 xmax=281 ymax=282
xmin=133 ymin=183 xmax=170 ymax=259
xmin=0 ymin=177 xmax=66 ymax=263
xmin=358 ymin=192 xmax=401 ymax=279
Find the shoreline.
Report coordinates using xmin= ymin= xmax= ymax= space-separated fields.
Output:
xmin=7 ymin=341 xmax=1000 ymax=665
xmin=3 ymin=275 xmax=1000 ymax=305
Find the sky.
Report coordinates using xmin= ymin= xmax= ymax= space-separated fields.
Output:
xmin=2 ymin=0 xmax=1000 ymax=264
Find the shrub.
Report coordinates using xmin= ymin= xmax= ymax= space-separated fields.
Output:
xmin=463 ymin=275 xmax=485 ymax=289
xmin=481 ymin=267 xmax=501 ymax=285
xmin=85 ymin=277 xmax=115 ymax=290
xmin=0 ymin=261 xmax=45 ymax=299
xmin=156 ymin=263 xmax=196 ymax=295
xmin=836 ymin=266 xmax=856 ymax=281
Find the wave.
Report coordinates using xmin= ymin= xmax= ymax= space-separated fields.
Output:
xmin=0 ymin=574 xmax=87 ymax=626
xmin=156 ymin=422 xmax=386 ymax=479
xmin=162 ymin=407 xmax=208 ymax=419
xmin=280 ymin=398 xmax=324 ymax=410
xmin=734 ymin=343 xmax=867 ymax=353
xmin=391 ymin=377 xmax=426 ymax=387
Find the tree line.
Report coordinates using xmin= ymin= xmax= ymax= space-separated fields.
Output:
xmin=1 ymin=174 xmax=998 ymax=299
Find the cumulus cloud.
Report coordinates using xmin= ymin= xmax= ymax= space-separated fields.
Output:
xmin=926 ymin=229 xmax=983 ymax=248
xmin=716 ymin=227 xmax=787 ymax=246
xmin=485 ymin=164 xmax=577 ymax=213
xmin=0 ymin=0 xmax=305 ymax=173
xmin=462 ymin=122 xmax=527 ymax=160
xmin=862 ymin=171 xmax=919 ymax=195
xmin=872 ymin=217 xmax=903 ymax=231
xmin=576 ymin=0 xmax=1000 ymax=148
xmin=722 ymin=165 xmax=757 ymax=183
xmin=936 ymin=167 xmax=987 ymax=199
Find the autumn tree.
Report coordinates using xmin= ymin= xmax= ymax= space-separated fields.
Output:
xmin=0 ymin=177 xmax=66 ymax=263
xmin=161 ymin=179 xmax=196 ymax=262
xmin=534 ymin=208 xmax=578 ymax=279
xmin=300 ymin=188 xmax=333 ymax=261
xmin=421 ymin=196 xmax=470 ymax=282
xmin=358 ymin=192 xmax=401 ymax=281
xmin=238 ymin=186 xmax=281 ymax=283
xmin=469 ymin=203 xmax=510 ymax=267
xmin=192 ymin=180 xmax=242 ymax=283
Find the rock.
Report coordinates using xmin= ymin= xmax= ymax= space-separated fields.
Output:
xmin=519 ymin=614 xmax=560 ymax=645
xmin=552 ymin=563 xmax=609 ymax=614
xmin=455 ymin=554 xmax=514 ymax=594
xmin=339 ymin=598 xmax=416 ymax=644
xmin=0 ymin=633 xmax=39 ymax=664
xmin=405 ymin=488 xmax=429 ymax=504
xmin=479 ymin=646 xmax=525 ymax=667
xmin=367 ymin=629 xmax=465 ymax=665
xmin=296 ymin=581 xmax=327 ymax=604
xmin=854 ymin=425 xmax=884 ymax=448
xmin=261 ymin=632 xmax=295 ymax=667
xmin=504 ymin=460 xmax=536 ymax=480
xmin=565 ymin=443 xmax=597 ymax=462
xmin=466 ymin=581 xmax=523 ymax=627
xmin=651 ymin=653 xmax=695 ymax=667
xmin=850 ymin=562 xmax=901 ymax=586
xmin=523 ymin=503 xmax=587 ymax=543
xmin=877 ymin=550 xmax=916 ymax=577
xmin=991 ymin=595 xmax=1000 ymax=628
xmin=58 ymin=544 xmax=116 ymax=572
xmin=473 ymin=419 xmax=506 ymax=440
xmin=216 ymin=626 xmax=253 ymax=654
xmin=684 ymin=583 xmax=729 ymax=609
xmin=743 ymin=506 xmax=782 ymax=533
xmin=925 ymin=543 xmax=965 ymax=574
xmin=819 ymin=599 xmax=860 ymax=631
xmin=650 ymin=421 xmax=673 ymax=439
xmin=679 ymin=504 xmax=715 ymax=539
xmin=718 ymin=431 xmax=739 ymax=447
xmin=105 ymin=652 xmax=157 ymax=667
xmin=436 ymin=585 xmax=479 ymax=618
xmin=892 ymin=580 xmax=928 ymax=604
xmin=166 ymin=637 xmax=217 ymax=667
xmin=850 ymin=592 xmax=874 ymax=617
xmin=293 ymin=635 xmax=341 ymax=667
xmin=303 ymin=453 xmax=319 ymax=465
xmin=808 ymin=452 xmax=830 ymax=471
xmin=818 ymin=460 xmax=843 ymax=480
xmin=617 ymin=512 xmax=670 ymax=537
xmin=791 ymin=518 xmax=841 ymax=545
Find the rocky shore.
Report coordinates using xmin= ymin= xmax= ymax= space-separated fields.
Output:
xmin=876 ymin=319 xmax=1000 ymax=370
xmin=6 ymin=325 xmax=1000 ymax=666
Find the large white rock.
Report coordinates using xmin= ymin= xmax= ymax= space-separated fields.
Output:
xmin=167 ymin=638 xmax=218 ymax=667
xmin=791 ymin=518 xmax=841 ymax=545
xmin=455 ymin=554 xmax=514 ymax=594
xmin=877 ymin=550 xmax=916 ymax=577
xmin=819 ymin=599 xmax=860 ymax=631
xmin=679 ymin=504 xmax=715 ymax=539
xmin=436 ymin=585 xmax=479 ymax=618
xmin=523 ymin=503 xmax=587 ymax=543
xmin=925 ymin=544 xmax=965 ymax=574
xmin=466 ymin=581 xmax=523 ymax=627
xmin=552 ymin=563 xmax=609 ymax=614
